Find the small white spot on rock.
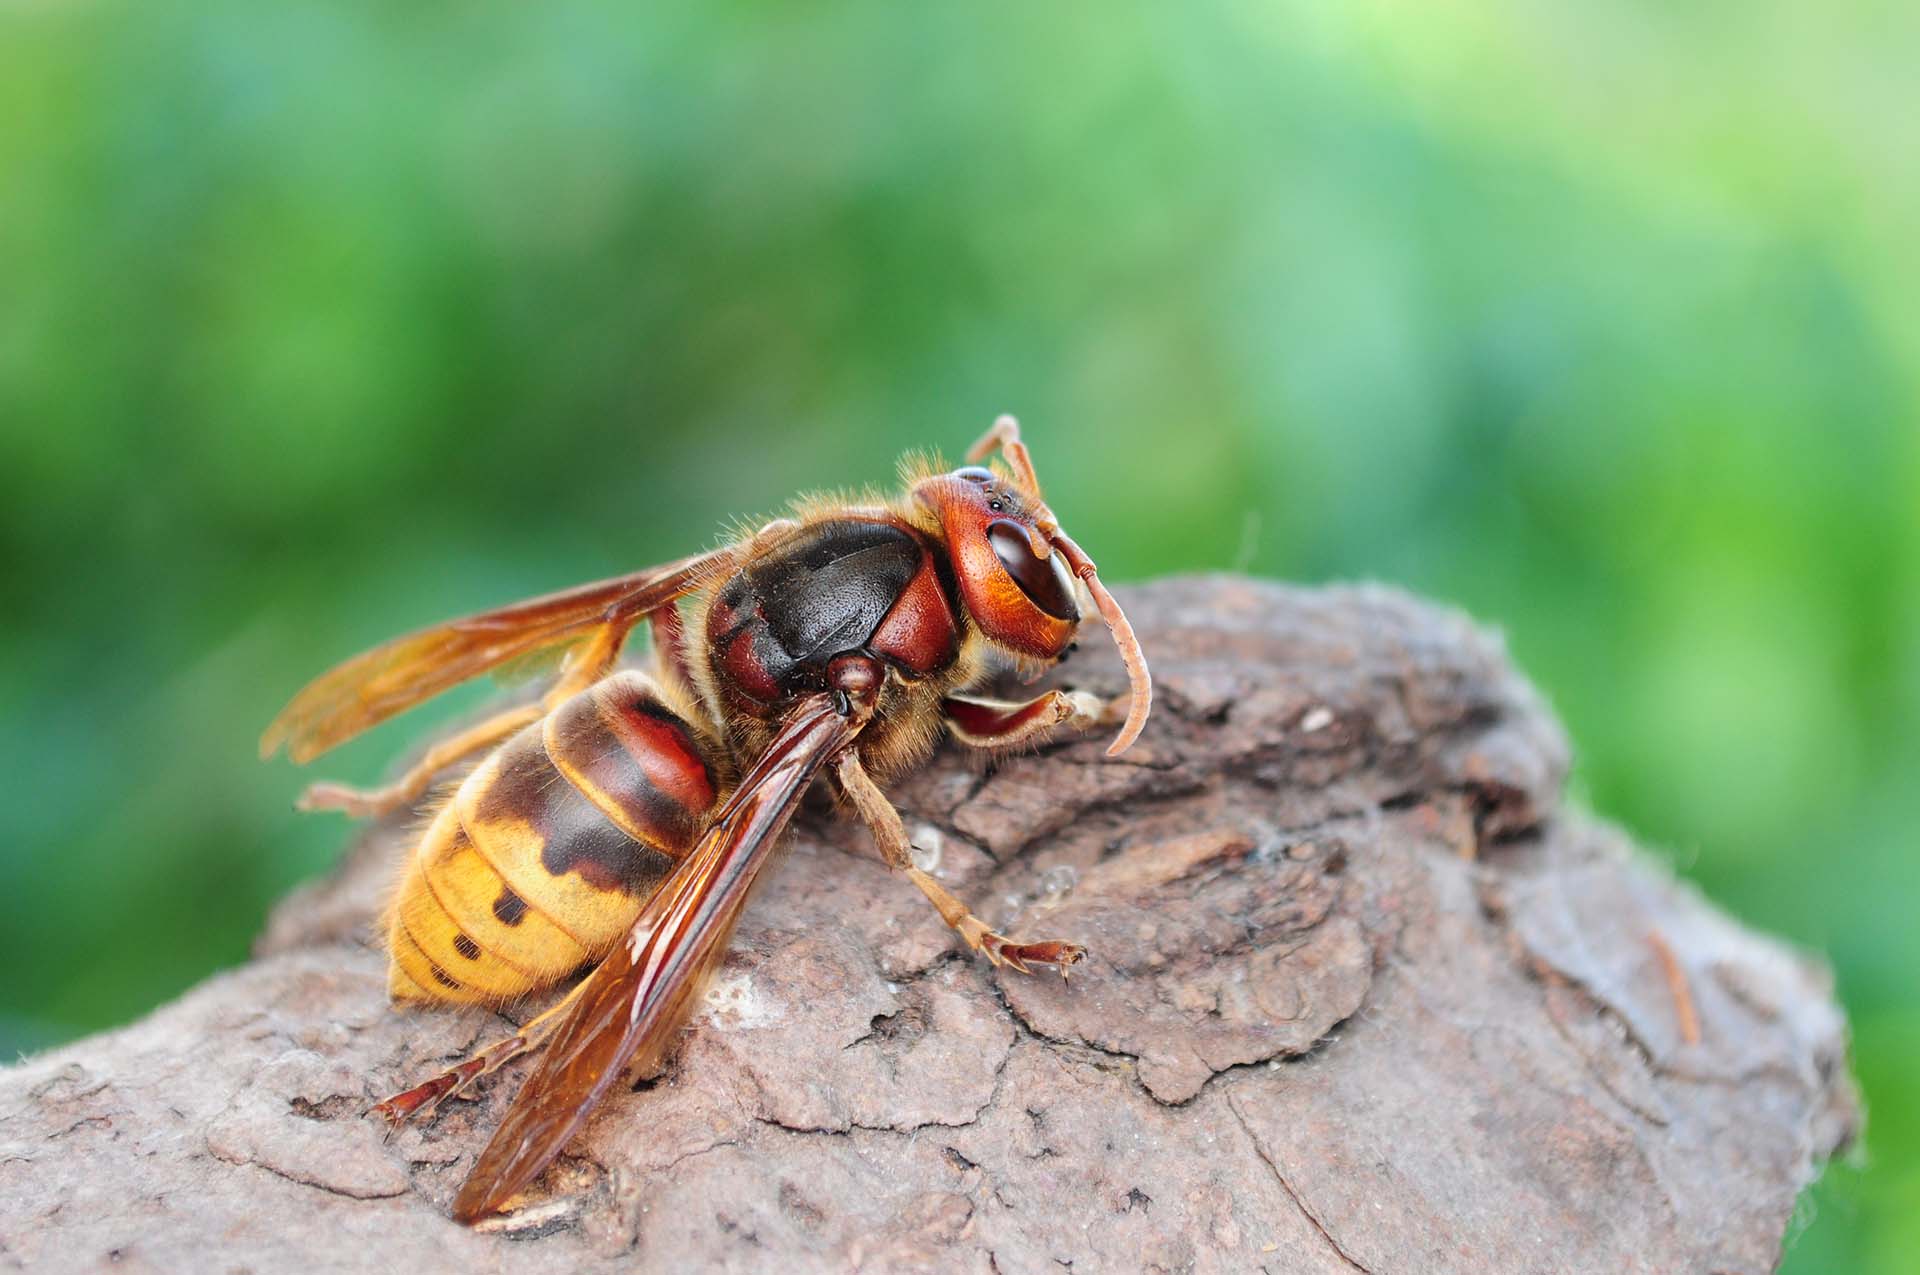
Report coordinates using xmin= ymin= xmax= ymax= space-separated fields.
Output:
xmin=1300 ymin=706 xmax=1335 ymax=733
xmin=1038 ymin=864 xmax=1078 ymax=903
xmin=472 ymin=1197 xmax=578 ymax=1235
xmin=910 ymin=824 xmax=944 ymax=873
xmin=700 ymin=971 xmax=782 ymax=1029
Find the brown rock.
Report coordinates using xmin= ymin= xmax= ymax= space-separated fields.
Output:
xmin=0 ymin=578 xmax=1857 ymax=1273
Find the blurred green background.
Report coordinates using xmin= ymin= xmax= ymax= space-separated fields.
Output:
xmin=2 ymin=2 xmax=1913 ymax=1267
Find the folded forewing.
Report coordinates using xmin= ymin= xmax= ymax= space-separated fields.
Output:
xmin=450 ymin=690 xmax=865 ymax=1223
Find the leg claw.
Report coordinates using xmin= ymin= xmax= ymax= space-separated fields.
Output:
xmin=981 ymin=935 xmax=1086 ymax=977
xmin=370 ymin=1055 xmax=491 ymax=1129
xmin=370 ymin=1082 xmax=448 ymax=1129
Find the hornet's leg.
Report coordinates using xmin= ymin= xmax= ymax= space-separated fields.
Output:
xmin=1646 ymin=930 xmax=1703 ymax=1047
xmin=649 ymin=605 xmax=696 ymax=694
xmin=832 ymin=751 xmax=1084 ymax=974
xmin=299 ymin=617 xmax=641 ymax=818
xmin=296 ymin=706 xmax=540 ymax=816
xmin=372 ymin=976 xmax=592 ymax=1126
xmin=942 ymin=689 xmax=1107 ymax=752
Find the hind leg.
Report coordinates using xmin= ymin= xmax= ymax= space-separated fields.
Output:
xmin=296 ymin=705 xmax=542 ymax=817
xmin=373 ymin=978 xmax=591 ymax=1126
xmin=300 ymin=618 xmax=643 ymax=818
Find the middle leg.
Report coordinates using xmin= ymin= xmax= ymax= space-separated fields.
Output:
xmin=832 ymin=751 xmax=1083 ymax=974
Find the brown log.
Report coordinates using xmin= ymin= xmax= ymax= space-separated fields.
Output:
xmin=0 ymin=578 xmax=1858 ymax=1273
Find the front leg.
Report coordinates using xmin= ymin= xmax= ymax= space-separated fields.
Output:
xmin=942 ymin=689 xmax=1108 ymax=751
xmin=832 ymin=752 xmax=1084 ymax=975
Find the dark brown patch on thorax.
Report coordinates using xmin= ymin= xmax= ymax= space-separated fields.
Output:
xmin=704 ymin=517 xmax=958 ymax=717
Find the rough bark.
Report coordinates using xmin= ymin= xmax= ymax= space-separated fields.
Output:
xmin=0 ymin=578 xmax=1859 ymax=1274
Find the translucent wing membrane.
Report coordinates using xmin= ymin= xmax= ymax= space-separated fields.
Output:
xmin=260 ymin=549 xmax=735 ymax=764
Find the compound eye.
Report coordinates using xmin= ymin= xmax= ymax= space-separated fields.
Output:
xmin=952 ymin=465 xmax=997 ymax=485
xmin=988 ymin=520 xmax=1079 ymax=621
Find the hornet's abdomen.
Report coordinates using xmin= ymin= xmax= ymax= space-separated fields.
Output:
xmin=386 ymin=671 xmax=719 ymax=1005
xmin=705 ymin=517 xmax=960 ymax=717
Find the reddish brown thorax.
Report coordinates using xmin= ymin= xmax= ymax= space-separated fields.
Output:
xmin=699 ymin=517 xmax=963 ymax=722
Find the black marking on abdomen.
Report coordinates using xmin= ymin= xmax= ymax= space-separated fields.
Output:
xmin=545 ymin=679 xmax=712 ymax=853
xmin=474 ymin=729 xmax=677 ymax=895
xmin=453 ymin=933 xmax=481 ymax=960
xmin=429 ymin=964 xmax=463 ymax=991
xmin=493 ymin=887 xmax=528 ymax=927
xmin=538 ymin=805 xmax=670 ymax=894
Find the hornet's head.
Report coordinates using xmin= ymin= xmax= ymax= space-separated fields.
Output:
xmin=912 ymin=416 xmax=1152 ymax=756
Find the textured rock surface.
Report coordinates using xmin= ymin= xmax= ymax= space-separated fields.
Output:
xmin=0 ymin=578 xmax=1859 ymax=1273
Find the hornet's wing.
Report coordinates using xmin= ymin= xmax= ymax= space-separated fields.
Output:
xmin=261 ymin=548 xmax=735 ymax=764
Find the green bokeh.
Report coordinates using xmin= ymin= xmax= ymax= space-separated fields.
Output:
xmin=3 ymin=3 xmax=1913 ymax=1267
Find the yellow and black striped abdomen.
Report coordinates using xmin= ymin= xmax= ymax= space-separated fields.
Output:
xmin=386 ymin=671 xmax=721 ymax=1006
